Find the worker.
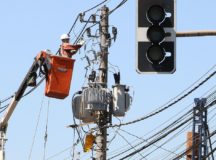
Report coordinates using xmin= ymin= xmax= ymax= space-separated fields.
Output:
xmin=60 ymin=33 xmax=83 ymax=58
xmin=60 ymin=33 xmax=70 ymax=43
xmin=60 ymin=34 xmax=72 ymax=58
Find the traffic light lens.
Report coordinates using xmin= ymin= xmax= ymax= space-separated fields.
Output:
xmin=147 ymin=5 xmax=165 ymax=24
xmin=147 ymin=26 xmax=165 ymax=43
xmin=146 ymin=44 xmax=165 ymax=64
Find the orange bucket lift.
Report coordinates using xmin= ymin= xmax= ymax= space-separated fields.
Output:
xmin=36 ymin=35 xmax=83 ymax=99
xmin=45 ymin=55 xmax=75 ymax=99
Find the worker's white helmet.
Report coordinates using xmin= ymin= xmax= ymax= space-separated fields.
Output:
xmin=60 ymin=34 xmax=70 ymax=40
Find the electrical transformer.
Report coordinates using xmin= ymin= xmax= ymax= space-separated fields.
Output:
xmin=82 ymin=87 xmax=109 ymax=111
xmin=72 ymin=86 xmax=110 ymax=123
xmin=72 ymin=94 xmax=96 ymax=123
xmin=112 ymin=85 xmax=131 ymax=117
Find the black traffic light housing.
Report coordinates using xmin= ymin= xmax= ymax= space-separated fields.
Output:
xmin=136 ymin=0 xmax=176 ymax=74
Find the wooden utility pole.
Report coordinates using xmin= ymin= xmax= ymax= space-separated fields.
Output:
xmin=95 ymin=5 xmax=109 ymax=160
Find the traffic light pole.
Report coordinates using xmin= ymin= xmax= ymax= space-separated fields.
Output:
xmin=177 ymin=31 xmax=216 ymax=37
xmin=95 ymin=6 xmax=109 ymax=160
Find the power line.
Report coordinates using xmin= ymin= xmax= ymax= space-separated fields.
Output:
xmin=74 ymin=0 xmax=129 ymax=44
xmin=46 ymin=146 xmax=72 ymax=160
xmin=28 ymin=97 xmax=44 ymax=160
xmin=68 ymin=0 xmax=109 ymax=36
xmin=171 ymin=100 xmax=216 ymax=160
xmin=74 ymin=15 xmax=94 ymax=44
xmin=0 ymin=104 xmax=9 ymax=113
xmin=119 ymin=117 xmax=192 ymax=160
xmin=119 ymin=128 xmax=179 ymax=158
xmin=154 ymin=123 xmax=192 ymax=160
xmin=109 ymin=0 xmax=128 ymax=15
xmin=116 ymin=131 xmax=146 ymax=160
xmin=108 ymin=110 xmax=192 ymax=159
xmin=0 ymin=95 xmax=13 ymax=104
xmin=108 ymin=102 xmax=194 ymax=157
xmin=22 ymin=76 xmax=45 ymax=98
xmin=106 ymin=69 xmax=216 ymax=128
xmin=172 ymin=127 xmax=216 ymax=160
xmin=118 ymin=97 xmax=216 ymax=159
xmin=43 ymin=99 xmax=50 ymax=160
xmin=82 ymin=0 xmax=109 ymax=14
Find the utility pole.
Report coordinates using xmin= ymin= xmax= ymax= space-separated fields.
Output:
xmin=95 ymin=6 xmax=109 ymax=160
xmin=187 ymin=98 xmax=215 ymax=160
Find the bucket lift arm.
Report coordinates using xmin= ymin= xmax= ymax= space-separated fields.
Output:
xmin=0 ymin=52 xmax=48 ymax=160
xmin=0 ymin=42 xmax=82 ymax=160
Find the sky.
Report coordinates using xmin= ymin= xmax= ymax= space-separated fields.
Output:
xmin=1 ymin=0 xmax=216 ymax=160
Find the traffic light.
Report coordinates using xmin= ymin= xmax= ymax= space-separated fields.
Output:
xmin=136 ymin=0 xmax=176 ymax=74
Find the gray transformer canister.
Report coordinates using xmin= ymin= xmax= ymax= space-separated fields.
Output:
xmin=112 ymin=85 xmax=131 ymax=117
xmin=72 ymin=95 xmax=96 ymax=123
xmin=72 ymin=95 xmax=82 ymax=119
xmin=82 ymin=87 xmax=108 ymax=111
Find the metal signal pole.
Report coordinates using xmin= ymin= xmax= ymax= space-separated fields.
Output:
xmin=95 ymin=6 xmax=109 ymax=160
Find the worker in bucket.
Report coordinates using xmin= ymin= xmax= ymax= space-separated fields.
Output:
xmin=60 ymin=33 xmax=82 ymax=58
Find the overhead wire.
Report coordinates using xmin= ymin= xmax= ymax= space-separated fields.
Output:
xmin=0 ymin=104 xmax=9 ymax=113
xmin=109 ymin=0 xmax=128 ymax=15
xmin=71 ymin=128 xmax=76 ymax=160
xmin=153 ymin=122 xmax=192 ymax=160
xmin=22 ymin=76 xmax=45 ymax=98
xmin=109 ymin=113 xmax=192 ymax=159
xmin=116 ymin=131 xmax=146 ymax=160
xmin=170 ymin=99 xmax=216 ymax=160
xmin=107 ymin=102 xmax=194 ymax=158
xmin=28 ymin=97 xmax=44 ymax=160
xmin=82 ymin=0 xmax=109 ymax=14
xmin=104 ymin=68 xmax=216 ymax=129
xmin=119 ymin=128 xmax=179 ymax=158
xmin=46 ymin=146 xmax=72 ymax=160
xmin=72 ymin=93 xmax=85 ymax=148
xmin=0 ymin=95 xmax=13 ymax=104
xmin=119 ymin=117 xmax=192 ymax=160
xmin=68 ymin=0 xmax=109 ymax=36
xmin=146 ymin=64 xmax=216 ymax=116
xmin=107 ymin=117 xmax=122 ymax=147
xmin=114 ymin=102 xmax=193 ymax=156
xmin=172 ymin=126 xmax=216 ymax=160
xmin=74 ymin=0 xmax=129 ymax=45
xmin=107 ymin=104 xmax=192 ymax=159
xmin=74 ymin=15 xmax=94 ymax=44
xmin=117 ymin=94 xmax=215 ymax=159
xmin=145 ymin=95 xmax=216 ymax=160
xmin=43 ymin=99 xmax=50 ymax=160
xmin=112 ymin=108 xmax=193 ymax=159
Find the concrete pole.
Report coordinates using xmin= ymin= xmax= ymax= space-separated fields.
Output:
xmin=95 ymin=6 xmax=109 ymax=160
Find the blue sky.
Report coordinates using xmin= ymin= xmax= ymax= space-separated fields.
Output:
xmin=1 ymin=0 xmax=216 ymax=159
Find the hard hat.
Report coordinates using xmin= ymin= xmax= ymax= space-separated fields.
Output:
xmin=60 ymin=34 xmax=70 ymax=40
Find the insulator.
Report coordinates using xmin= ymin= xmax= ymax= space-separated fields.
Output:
xmin=91 ymin=14 xmax=96 ymax=23
xmin=86 ymin=28 xmax=91 ymax=37
xmin=112 ymin=27 xmax=117 ymax=41
xmin=79 ymin=13 xmax=84 ymax=22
